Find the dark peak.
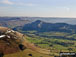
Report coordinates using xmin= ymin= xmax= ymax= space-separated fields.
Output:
xmin=35 ymin=20 xmax=42 ymax=23
xmin=31 ymin=20 xmax=43 ymax=25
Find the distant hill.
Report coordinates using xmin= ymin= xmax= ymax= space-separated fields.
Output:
xmin=1 ymin=17 xmax=76 ymax=28
xmin=0 ymin=17 xmax=30 ymax=28
xmin=13 ymin=20 xmax=76 ymax=33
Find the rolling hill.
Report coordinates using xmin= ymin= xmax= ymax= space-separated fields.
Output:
xmin=13 ymin=20 xmax=76 ymax=33
xmin=0 ymin=26 xmax=51 ymax=57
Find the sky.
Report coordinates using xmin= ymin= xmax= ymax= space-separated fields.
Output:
xmin=0 ymin=0 xmax=76 ymax=17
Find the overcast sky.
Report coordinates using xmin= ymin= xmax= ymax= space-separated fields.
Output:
xmin=0 ymin=0 xmax=76 ymax=17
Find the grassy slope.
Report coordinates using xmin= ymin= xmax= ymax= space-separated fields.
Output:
xmin=4 ymin=49 xmax=53 ymax=57
xmin=0 ymin=27 xmax=51 ymax=57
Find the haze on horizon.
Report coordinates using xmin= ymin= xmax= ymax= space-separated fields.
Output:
xmin=0 ymin=0 xmax=76 ymax=18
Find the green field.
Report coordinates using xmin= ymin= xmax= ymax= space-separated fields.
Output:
xmin=25 ymin=31 xmax=76 ymax=53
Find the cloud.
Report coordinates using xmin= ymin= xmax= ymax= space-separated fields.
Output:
xmin=56 ymin=7 xmax=70 ymax=12
xmin=66 ymin=7 xmax=70 ymax=12
xmin=63 ymin=7 xmax=70 ymax=12
xmin=1 ymin=0 xmax=14 ymax=5
xmin=16 ymin=3 xmax=35 ymax=6
xmin=0 ymin=0 xmax=36 ymax=7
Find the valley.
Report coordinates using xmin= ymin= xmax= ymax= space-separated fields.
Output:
xmin=0 ymin=17 xmax=76 ymax=57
